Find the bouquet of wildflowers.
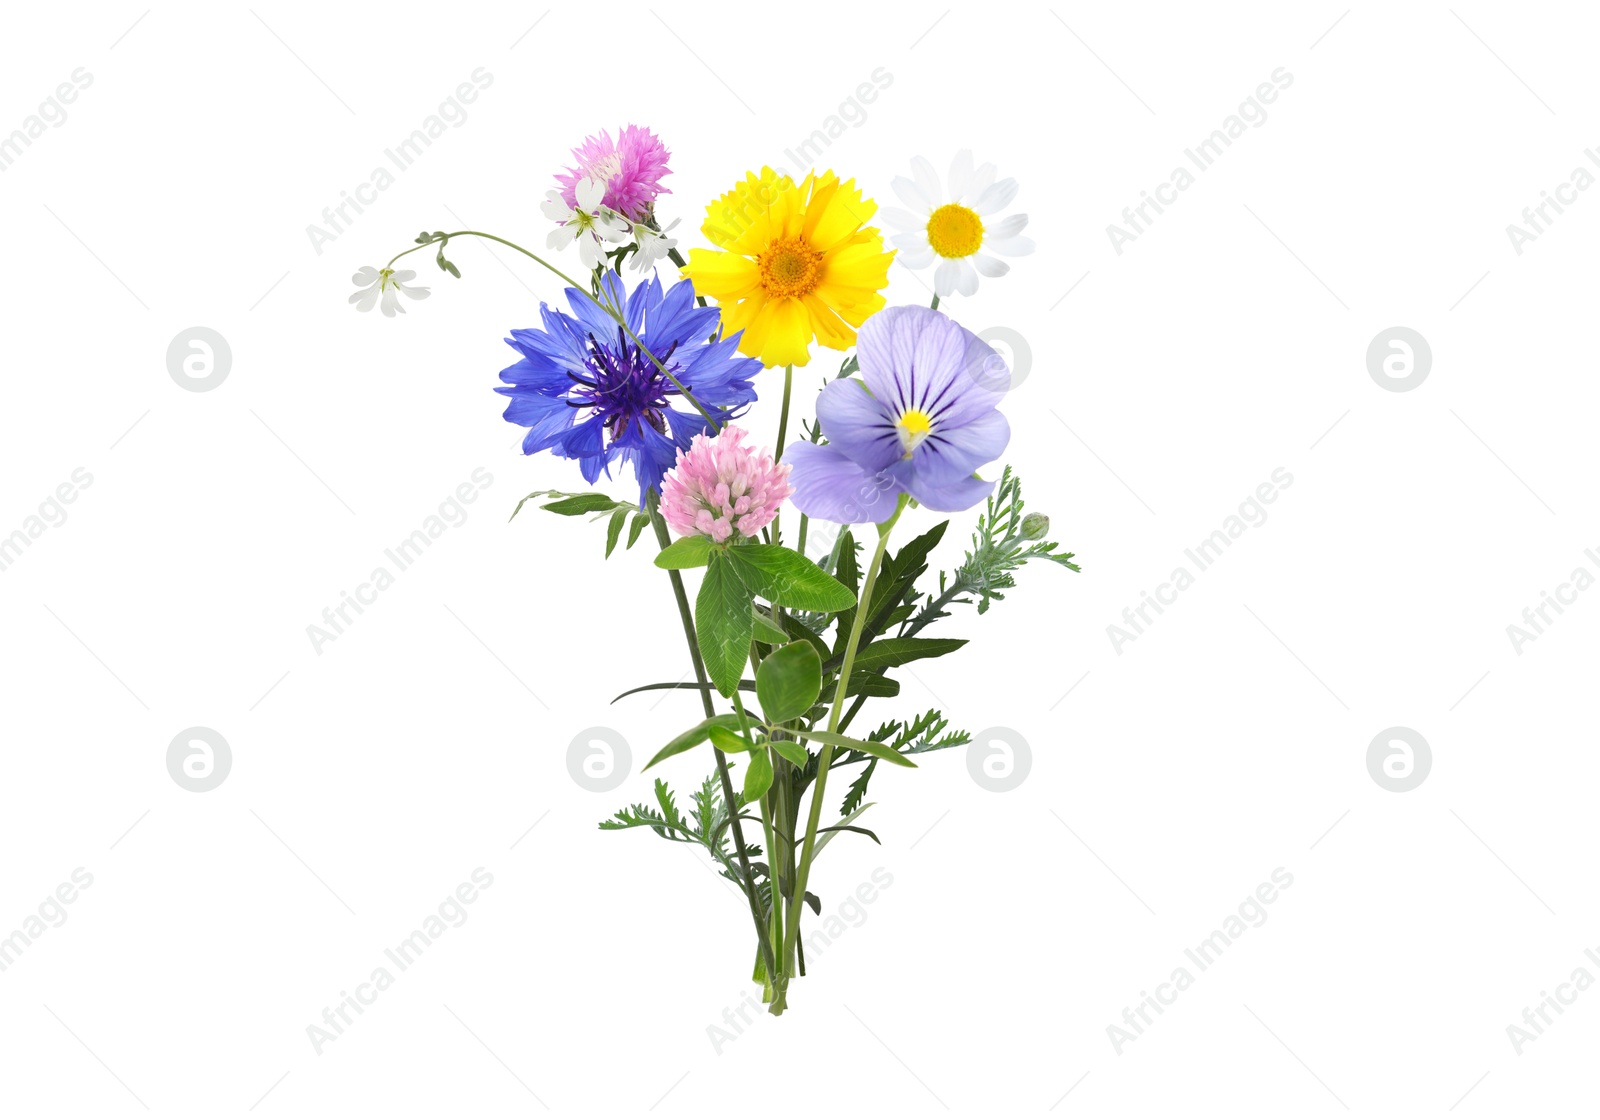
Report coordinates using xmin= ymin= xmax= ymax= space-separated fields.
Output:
xmin=352 ymin=126 xmax=1078 ymax=1014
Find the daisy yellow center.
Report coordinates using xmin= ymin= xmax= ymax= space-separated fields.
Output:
xmin=926 ymin=204 xmax=984 ymax=258
xmin=897 ymin=408 xmax=933 ymax=455
xmin=757 ymin=237 xmax=825 ymax=299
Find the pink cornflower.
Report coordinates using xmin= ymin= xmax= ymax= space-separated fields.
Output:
xmin=554 ymin=126 xmax=672 ymax=223
xmin=660 ymin=426 xmax=792 ymax=544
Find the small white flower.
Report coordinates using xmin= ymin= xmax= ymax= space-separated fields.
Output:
xmin=349 ymin=266 xmax=431 ymax=317
xmin=542 ymin=176 xmax=631 ymax=270
xmin=629 ymin=217 xmax=680 ymax=273
xmin=881 ymin=151 xmax=1035 ymax=298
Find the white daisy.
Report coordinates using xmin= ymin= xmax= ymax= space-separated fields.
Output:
xmin=881 ymin=151 xmax=1035 ymax=298
xmin=629 ymin=217 xmax=680 ymax=273
xmin=349 ymin=266 xmax=430 ymax=317
xmin=542 ymin=175 xmax=630 ymax=270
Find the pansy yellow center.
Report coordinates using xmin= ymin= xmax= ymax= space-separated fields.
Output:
xmin=926 ymin=203 xmax=984 ymax=259
xmin=757 ymin=236 xmax=825 ymax=299
xmin=896 ymin=408 xmax=933 ymax=455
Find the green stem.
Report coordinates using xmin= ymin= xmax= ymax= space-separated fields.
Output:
xmin=390 ymin=230 xmax=723 ymax=432
xmin=930 ymin=293 xmax=941 ymax=311
xmin=782 ymin=497 xmax=906 ymax=967
xmin=647 ymin=496 xmax=775 ymax=985
xmin=732 ymin=691 xmax=786 ymax=1013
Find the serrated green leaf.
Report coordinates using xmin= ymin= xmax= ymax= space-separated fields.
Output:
xmin=725 ymin=543 xmax=856 ymax=611
xmin=756 ymin=641 xmax=823 ymax=724
xmin=655 ymin=536 xmax=713 ymax=569
xmin=696 ymin=554 xmax=753 ymax=697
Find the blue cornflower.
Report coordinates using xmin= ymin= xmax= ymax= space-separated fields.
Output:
xmin=497 ymin=270 xmax=763 ymax=505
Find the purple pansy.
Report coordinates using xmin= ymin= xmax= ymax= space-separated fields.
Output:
xmin=784 ymin=305 xmax=1011 ymax=523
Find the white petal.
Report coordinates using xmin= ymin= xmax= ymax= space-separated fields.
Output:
xmin=380 ymin=287 xmax=401 ymax=317
xmin=934 ymin=257 xmax=963 ymax=297
xmin=349 ymin=287 xmax=380 ymax=311
xmin=548 ymin=224 xmax=578 ymax=250
xmin=890 ymin=230 xmax=932 ymax=251
xmin=351 ymin=266 xmax=380 ymax=285
xmin=541 ymin=197 xmax=574 ymax=222
xmin=896 ymin=242 xmax=935 ymax=269
xmin=578 ymin=234 xmax=603 ymax=270
xmin=974 ymin=177 xmax=1020 ymax=215
xmin=965 ymin=162 xmax=997 ymax=203
xmin=395 ymin=281 xmax=431 ymax=299
xmin=909 ymin=156 xmax=943 ymax=209
xmin=891 ymin=174 xmax=932 ymax=212
xmin=390 ymin=270 xmax=416 ymax=283
xmin=973 ymin=253 xmax=1010 ymax=278
xmin=948 ymin=150 xmax=974 ymax=199
xmin=954 ymin=257 xmax=980 ymax=296
xmin=576 ymin=176 xmax=605 ymax=211
xmin=987 ymin=213 xmax=1029 ymax=239
xmin=986 ymin=235 xmax=1036 ymax=257
xmin=879 ymin=206 xmax=921 ymax=232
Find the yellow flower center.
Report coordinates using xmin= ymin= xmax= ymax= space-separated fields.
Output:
xmin=926 ymin=203 xmax=984 ymax=258
xmin=757 ymin=236 xmax=825 ymax=299
xmin=897 ymin=408 xmax=933 ymax=455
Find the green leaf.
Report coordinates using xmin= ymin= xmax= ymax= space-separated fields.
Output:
xmin=656 ymin=536 xmax=713 ymax=569
xmin=643 ymin=714 xmax=743 ymax=771
xmin=696 ymin=554 xmax=754 ymax=697
xmin=795 ymin=728 xmax=918 ymax=768
xmin=627 ymin=512 xmax=650 ymax=549
xmin=742 ymin=747 xmax=774 ymax=803
xmin=845 ymin=637 xmax=967 ymax=674
xmin=769 ymin=737 xmax=809 ymax=767
xmin=725 ymin=544 xmax=856 ymax=611
xmin=708 ymin=725 xmax=752 ymax=754
xmin=752 ymin=608 xmax=790 ymax=645
xmin=543 ymin=493 xmax=625 ymax=515
xmin=756 ymin=641 xmax=823 ymax=724
xmin=605 ymin=507 xmax=628 ymax=558
xmin=814 ymin=802 xmax=875 ymax=860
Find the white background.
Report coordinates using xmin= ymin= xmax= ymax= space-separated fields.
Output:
xmin=1 ymin=2 xmax=1595 ymax=1116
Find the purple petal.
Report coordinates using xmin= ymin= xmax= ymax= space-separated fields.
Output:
xmin=815 ymin=379 xmax=901 ymax=473
xmin=890 ymin=465 xmax=995 ymax=512
xmin=784 ymin=442 xmax=903 ymax=525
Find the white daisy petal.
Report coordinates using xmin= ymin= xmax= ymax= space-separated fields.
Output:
xmin=575 ymin=176 xmax=605 ymax=212
xmin=896 ymin=242 xmax=935 ymax=269
xmin=909 ymin=156 xmax=943 ymax=209
xmin=986 ymin=235 xmax=1036 ymax=257
xmin=987 ymin=213 xmax=1029 ymax=239
xmin=948 ymin=150 xmax=975 ymax=199
xmin=890 ymin=230 xmax=932 ymax=250
xmin=966 ymin=162 xmax=998 ymax=203
xmin=934 ymin=257 xmax=963 ymax=297
xmin=954 ymin=257 xmax=980 ymax=296
xmin=891 ymin=174 xmax=932 ymax=212
xmin=879 ymin=206 xmax=922 ymax=232
xmin=973 ymin=253 xmax=1010 ymax=278
xmin=974 ymin=177 xmax=1020 ymax=215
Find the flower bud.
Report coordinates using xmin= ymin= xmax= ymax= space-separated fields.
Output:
xmin=1020 ymin=512 xmax=1050 ymax=541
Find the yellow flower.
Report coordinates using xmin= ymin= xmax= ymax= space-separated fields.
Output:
xmin=683 ymin=168 xmax=895 ymax=368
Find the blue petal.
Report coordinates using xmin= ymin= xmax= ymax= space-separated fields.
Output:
xmin=815 ymin=379 xmax=901 ymax=472
xmin=889 ymin=463 xmax=995 ymax=512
